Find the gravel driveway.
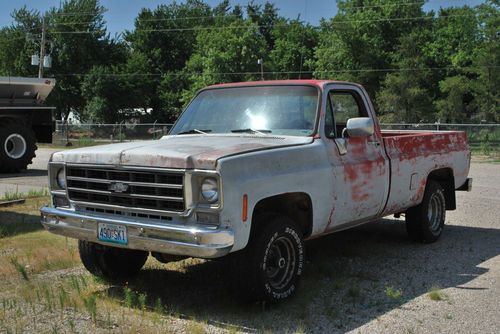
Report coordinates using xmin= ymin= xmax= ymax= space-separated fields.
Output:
xmin=0 ymin=149 xmax=498 ymax=333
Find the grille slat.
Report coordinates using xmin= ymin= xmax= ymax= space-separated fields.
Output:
xmin=66 ymin=166 xmax=185 ymax=213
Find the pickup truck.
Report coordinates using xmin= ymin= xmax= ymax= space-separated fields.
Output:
xmin=41 ymin=80 xmax=472 ymax=302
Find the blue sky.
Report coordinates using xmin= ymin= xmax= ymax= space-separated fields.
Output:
xmin=0 ymin=0 xmax=485 ymax=36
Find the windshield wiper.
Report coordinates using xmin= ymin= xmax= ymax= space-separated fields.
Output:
xmin=231 ymin=128 xmax=272 ymax=135
xmin=177 ymin=129 xmax=212 ymax=135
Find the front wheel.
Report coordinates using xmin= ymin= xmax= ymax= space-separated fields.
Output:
xmin=78 ymin=240 xmax=148 ymax=280
xmin=237 ymin=215 xmax=305 ymax=302
xmin=406 ymin=180 xmax=446 ymax=243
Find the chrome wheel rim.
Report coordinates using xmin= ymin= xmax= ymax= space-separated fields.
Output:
xmin=428 ymin=193 xmax=443 ymax=232
xmin=4 ymin=134 xmax=26 ymax=159
xmin=264 ymin=236 xmax=296 ymax=290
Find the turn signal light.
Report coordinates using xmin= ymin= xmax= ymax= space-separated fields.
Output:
xmin=242 ymin=194 xmax=248 ymax=222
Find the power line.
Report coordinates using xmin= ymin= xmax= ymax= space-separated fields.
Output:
xmin=46 ymin=65 xmax=500 ymax=78
xmin=40 ymin=13 xmax=493 ymax=35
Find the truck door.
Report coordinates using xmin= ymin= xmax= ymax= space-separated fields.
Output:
xmin=322 ymin=84 xmax=389 ymax=230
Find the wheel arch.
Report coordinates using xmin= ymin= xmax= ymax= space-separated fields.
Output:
xmin=251 ymin=192 xmax=313 ymax=238
xmin=427 ymin=167 xmax=456 ymax=210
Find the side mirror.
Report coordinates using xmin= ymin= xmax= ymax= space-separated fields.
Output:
xmin=346 ymin=117 xmax=374 ymax=138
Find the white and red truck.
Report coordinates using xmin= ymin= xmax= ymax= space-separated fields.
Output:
xmin=41 ymin=80 xmax=472 ymax=302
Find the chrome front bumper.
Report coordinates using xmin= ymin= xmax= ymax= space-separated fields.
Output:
xmin=40 ymin=206 xmax=234 ymax=258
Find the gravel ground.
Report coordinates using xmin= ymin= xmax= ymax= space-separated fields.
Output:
xmin=344 ymin=162 xmax=500 ymax=334
xmin=0 ymin=149 xmax=498 ymax=333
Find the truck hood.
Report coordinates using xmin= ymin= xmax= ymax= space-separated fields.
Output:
xmin=51 ymin=134 xmax=313 ymax=170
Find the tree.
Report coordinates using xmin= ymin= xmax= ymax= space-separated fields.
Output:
xmin=435 ymin=75 xmax=474 ymax=123
xmin=312 ymin=0 xmax=428 ymax=98
xmin=471 ymin=1 xmax=500 ymax=122
xmin=124 ymin=0 xmax=212 ymax=121
xmin=0 ymin=7 xmax=41 ymax=77
xmin=46 ymin=0 xmax=126 ymax=121
xmin=182 ymin=19 xmax=267 ymax=103
xmin=269 ymin=18 xmax=318 ymax=79
xmin=377 ymin=29 xmax=434 ymax=122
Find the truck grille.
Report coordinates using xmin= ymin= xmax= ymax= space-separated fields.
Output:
xmin=66 ymin=166 xmax=185 ymax=213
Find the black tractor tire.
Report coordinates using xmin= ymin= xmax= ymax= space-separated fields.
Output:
xmin=406 ymin=180 xmax=446 ymax=243
xmin=235 ymin=214 xmax=305 ymax=303
xmin=78 ymin=240 xmax=148 ymax=280
xmin=0 ymin=119 xmax=37 ymax=173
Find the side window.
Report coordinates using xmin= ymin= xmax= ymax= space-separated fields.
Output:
xmin=328 ymin=91 xmax=366 ymax=138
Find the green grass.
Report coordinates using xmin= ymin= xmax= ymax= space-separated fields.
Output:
xmin=1 ymin=189 xmax=49 ymax=202
xmin=385 ymin=286 xmax=403 ymax=300
xmin=428 ymin=287 xmax=447 ymax=301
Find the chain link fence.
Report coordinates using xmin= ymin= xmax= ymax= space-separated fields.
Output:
xmin=54 ymin=121 xmax=173 ymax=146
xmin=53 ymin=121 xmax=499 ymax=154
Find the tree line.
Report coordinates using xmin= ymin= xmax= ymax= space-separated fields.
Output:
xmin=0 ymin=0 xmax=498 ymax=124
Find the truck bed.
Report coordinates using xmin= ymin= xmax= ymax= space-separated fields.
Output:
xmin=381 ymin=130 xmax=470 ymax=215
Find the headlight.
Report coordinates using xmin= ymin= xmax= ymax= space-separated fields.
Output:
xmin=56 ymin=168 xmax=66 ymax=189
xmin=201 ymin=177 xmax=218 ymax=203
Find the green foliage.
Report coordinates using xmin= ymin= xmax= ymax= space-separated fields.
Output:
xmin=182 ymin=18 xmax=267 ymax=103
xmin=435 ymin=76 xmax=474 ymax=122
xmin=385 ymin=286 xmax=402 ymax=300
xmin=0 ymin=0 xmax=498 ymax=124
xmin=270 ymin=19 xmax=318 ymax=79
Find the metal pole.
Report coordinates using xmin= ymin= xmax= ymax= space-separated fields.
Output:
xmin=38 ymin=16 xmax=46 ymax=78
xmin=119 ymin=121 xmax=124 ymax=142
xmin=258 ymin=59 xmax=264 ymax=80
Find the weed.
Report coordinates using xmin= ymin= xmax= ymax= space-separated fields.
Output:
xmin=1 ymin=189 xmax=49 ymax=201
xmin=428 ymin=287 xmax=447 ymax=301
xmin=9 ymin=257 xmax=29 ymax=281
xmin=185 ymin=321 xmax=206 ymax=334
xmin=69 ymin=276 xmax=80 ymax=294
xmin=385 ymin=286 xmax=402 ymax=300
xmin=154 ymin=297 xmax=163 ymax=314
xmin=58 ymin=288 xmax=68 ymax=315
xmin=138 ymin=293 xmax=147 ymax=311
xmin=124 ymin=287 xmax=135 ymax=308
xmin=77 ymin=136 xmax=95 ymax=147
xmin=83 ymin=294 xmax=97 ymax=322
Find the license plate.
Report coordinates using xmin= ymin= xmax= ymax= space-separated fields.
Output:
xmin=97 ymin=223 xmax=128 ymax=245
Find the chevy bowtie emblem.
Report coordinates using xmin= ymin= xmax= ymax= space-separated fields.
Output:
xmin=109 ymin=182 xmax=129 ymax=193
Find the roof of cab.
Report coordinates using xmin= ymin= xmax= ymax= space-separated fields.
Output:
xmin=207 ymin=79 xmax=340 ymax=89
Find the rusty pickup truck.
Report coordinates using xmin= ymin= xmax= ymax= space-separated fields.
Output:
xmin=41 ymin=80 xmax=472 ymax=302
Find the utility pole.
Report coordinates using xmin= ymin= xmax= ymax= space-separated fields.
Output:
xmin=28 ymin=14 xmax=52 ymax=78
xmin=257 ymin=59 xmax=264 ymax=80
xmin=38 ymin=16 xmax=46 ymax=78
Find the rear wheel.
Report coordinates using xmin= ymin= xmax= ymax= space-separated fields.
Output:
xmin=406 ymin=180 xmax=446 ymax=243
xmin=78 ymin=240 xmax=148 ymax=280
xmin=236 ymin=214 xmax=305 ymax=302
xmin=0 ymin=119 xmax=37 ymax=173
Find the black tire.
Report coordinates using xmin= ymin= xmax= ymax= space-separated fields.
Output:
xmin=236 ymin=214 xmax=305 ymax=302
xmin=0 ymin=119 xmax=37 ymax=173
xmin=78 ymin=240 xmax=148 ymax=280
xmin=406 ymin=180 xmax=446 ymax=243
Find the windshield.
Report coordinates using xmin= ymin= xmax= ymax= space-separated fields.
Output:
xmin=170 ymin=85 xmax=319 ymax=137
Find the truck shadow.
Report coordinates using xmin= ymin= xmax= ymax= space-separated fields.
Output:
xmin=0 ymin=169 xmax=48 ymax=178
xmin=105 ymin=219 xmax=500 ymax=333
xmin=0 ymin=211 xmax=44 ymax=237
